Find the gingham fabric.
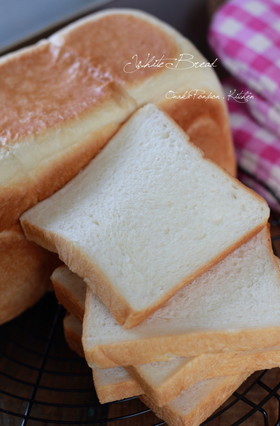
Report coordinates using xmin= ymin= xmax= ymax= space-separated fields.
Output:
xmin=209 ymin=0 xmax=280 ymax=211
xmin=224 ymin=78 xmax=280 ymax=210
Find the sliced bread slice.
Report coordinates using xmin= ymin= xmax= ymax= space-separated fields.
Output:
xmin=21 ymin=104 xmax=269 ymax=328
xmin=82 ymin=227 xmax=280 ymax=366
xmin=57 ymin=263 xmax=280 ymax=406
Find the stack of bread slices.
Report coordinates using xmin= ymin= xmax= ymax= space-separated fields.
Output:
xmin=20 ymin=103 xmax=280 ymax=425
xmin=0 ymin=9 xmax=235 ymax=325
xmin=2 ymin=8 xmax=280 ymax=426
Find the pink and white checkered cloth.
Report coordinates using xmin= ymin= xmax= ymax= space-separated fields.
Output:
xmin=209 ymin=0 xmax=280 ymax=211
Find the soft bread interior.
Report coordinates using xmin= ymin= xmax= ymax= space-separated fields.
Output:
xmin=21 ymin=105 xmax=268 ymax=328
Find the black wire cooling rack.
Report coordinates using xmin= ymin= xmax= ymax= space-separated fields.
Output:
xmin=1 ymin=173 xmax=280 ymax=426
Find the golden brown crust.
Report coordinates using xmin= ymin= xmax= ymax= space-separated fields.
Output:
xmin=0 ymin=177 xmax=37 ymax=232
xmin=61 ymin=307 xmax=280 ymax=414
xmin=140 ymin=374 xmax=248 ymax=426
xmin=51 ymin=13 xmax=179 ymax=85
xmin=0 ymin=41 xmax=116 ymax=145
xmin=0 ymin=224 xmax=59 ymax=325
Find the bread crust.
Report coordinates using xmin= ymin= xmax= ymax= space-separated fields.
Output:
xmin=51 ymin=10 xmax=180 ymax=86
xmin=0 ymin=224 xmax=59 ymax=325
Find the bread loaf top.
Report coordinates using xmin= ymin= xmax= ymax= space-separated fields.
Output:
xmin=51 ymin=10 xmax=179 ymax=85
xmin=50 ymin=9 xmax=223 ymax=101
xmin=0 ymin=41 xmax=118 ymax=145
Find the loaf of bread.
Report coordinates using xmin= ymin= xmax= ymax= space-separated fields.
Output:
xmin=1 ymin=9 xmax=235 ymax=232
xmin=22 ymin=105 xmax=268 ymax=328
xmin=0 ymin=8 xmax=237 ymax=324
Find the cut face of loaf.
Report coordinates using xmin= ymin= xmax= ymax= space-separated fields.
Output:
xmin=1 ymin=9 xmax=235 ymax=230
xmin=80 ymin=226 xmax=280 ymax=366
xmin=22 ymin=104 xmax=268 ymax=328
